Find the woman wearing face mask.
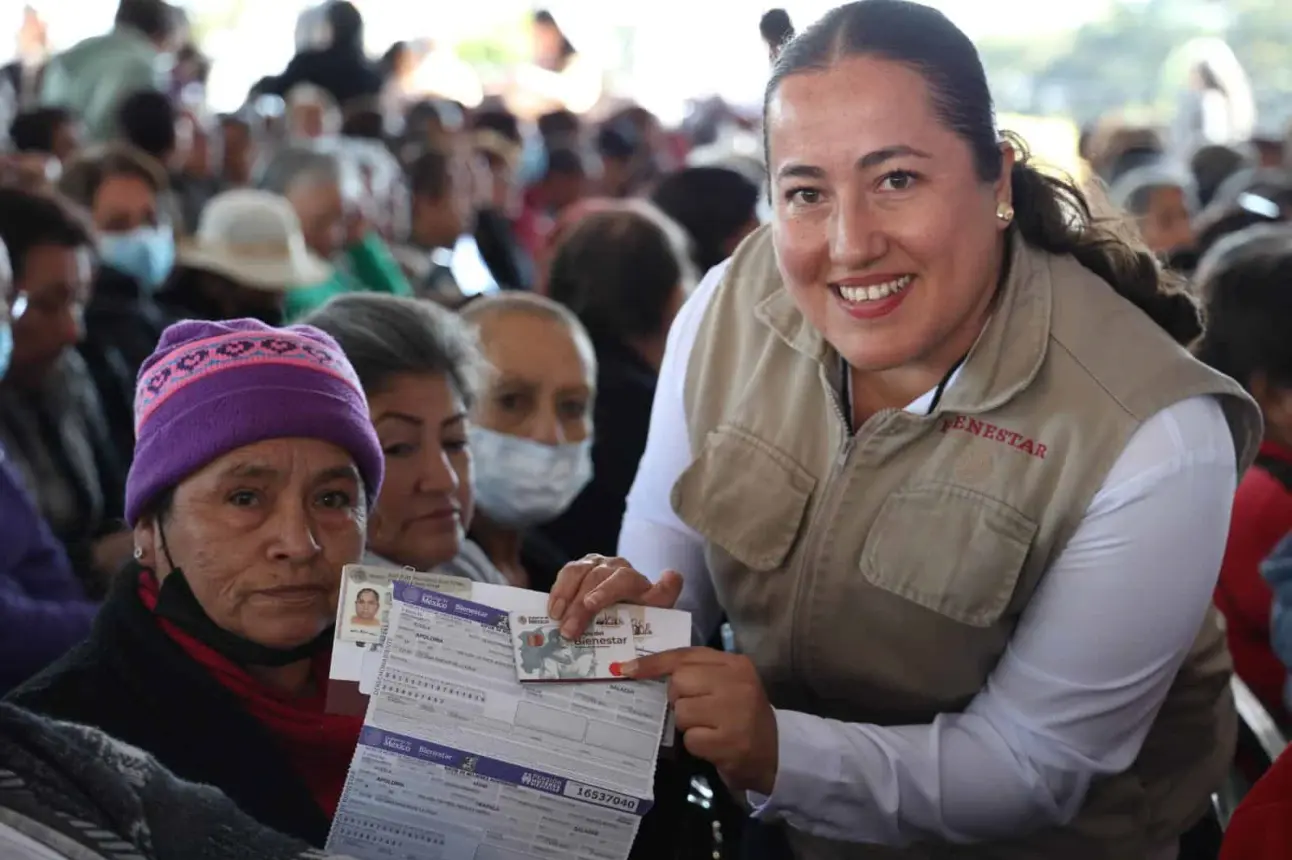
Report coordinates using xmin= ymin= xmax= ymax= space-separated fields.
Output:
xmin=541 ymin=204 xmax=694 ymax=561
xmin=9 ymin=317 xmax=384 ymax=847
xmin=550 ymin=3 xmax=1260 ymax=858
xmin=458 ymin=293 xmax=596 ymax=591
xmin=60 ymin=145 xmax=176 ymax=296
xmin=58 ymin=145 xmax=175 ymax=459
xmin=306 ymin=293 xmax=508 ymax=584
xmin=156 ymin=189 xmax=332 ymax=328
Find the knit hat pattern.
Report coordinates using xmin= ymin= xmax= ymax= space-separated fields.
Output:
xmin=125 ymin=318 xmax=384 ymax=525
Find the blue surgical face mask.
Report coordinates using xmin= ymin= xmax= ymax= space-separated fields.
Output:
xmin=99 ymin=226 xmax=175 ymax=292
xmin=517 ymin=134 xmax=549 ymax=188
xmin=0 ymin=320 xmax=11 ymax=381
xmin=468 ymin=426 xmax=593 ymax=529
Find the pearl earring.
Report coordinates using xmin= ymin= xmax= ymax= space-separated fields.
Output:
xmin=133 ymin=546 xmax=144 ymax=561
xmin=996 ymin=202 xmax=1015 ymax=223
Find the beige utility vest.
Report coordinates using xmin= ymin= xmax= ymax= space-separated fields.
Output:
xmin=671 ymin=226 xmax=1262 ymax=859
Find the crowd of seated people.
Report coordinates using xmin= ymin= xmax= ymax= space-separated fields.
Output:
xmin=4 ymin=0 xmax=1292 ymax=858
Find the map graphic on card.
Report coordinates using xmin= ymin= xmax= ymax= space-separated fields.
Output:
xmin=509 ymin=607 xmax=637 ymax=681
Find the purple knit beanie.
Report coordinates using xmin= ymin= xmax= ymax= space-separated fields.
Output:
xmin=125 ymin=318 xmax=384 ymax=525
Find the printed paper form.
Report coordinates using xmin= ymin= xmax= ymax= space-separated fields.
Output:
xmin=328 ymin=580 xmax=690 ymax=860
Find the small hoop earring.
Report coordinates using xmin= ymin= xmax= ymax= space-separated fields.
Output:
xmin=133 ymin=546 xmax=144 ymax=561
xmin=996 ymin=202 xmax=1015 ymax=223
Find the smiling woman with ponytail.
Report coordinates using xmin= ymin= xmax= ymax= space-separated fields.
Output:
xmin=541 ymin=1 xmax=1262 ymax=858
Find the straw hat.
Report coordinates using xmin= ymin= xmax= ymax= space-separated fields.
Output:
xmin=176 ymin=189 xmax=332 ymax=291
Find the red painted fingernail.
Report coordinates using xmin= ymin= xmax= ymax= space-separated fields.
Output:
xmin=609 ymin=662 xmax=623 ymax=677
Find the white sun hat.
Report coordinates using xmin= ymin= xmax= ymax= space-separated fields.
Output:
xmin=176 ymin=189 xmax=332 ymax=292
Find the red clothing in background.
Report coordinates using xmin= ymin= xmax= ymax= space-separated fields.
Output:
xmin=1221 ymin=748 xmax=1292 ymax=859
xmin=138 ymin=572 xmax=362 ymax=816
xmin=514 ymin=190 xmax=548 ymax=262
xmin=1215 ymin=441 xmax=1292 ymax=722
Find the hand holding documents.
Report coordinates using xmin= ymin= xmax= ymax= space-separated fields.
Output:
xmin=325 ymin=565 xmax=690 ymax=860
xmin=545 ymin=554 xmax=684 ymax=641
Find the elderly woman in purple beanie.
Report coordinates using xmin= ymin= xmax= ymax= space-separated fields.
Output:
xmin=9 ymin=317 xmax=384 ymax=848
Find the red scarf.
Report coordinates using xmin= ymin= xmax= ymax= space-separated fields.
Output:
xmin=138 ymin=572 xmax=362 ymax=817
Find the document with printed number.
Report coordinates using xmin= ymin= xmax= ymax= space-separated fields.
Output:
xmin=327 ymin=580 xmax=690 ymax=860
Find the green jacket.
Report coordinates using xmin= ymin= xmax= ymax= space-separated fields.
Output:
xmin=40 ymin=27 xmax=165 ymax=144
xmin=284 ymin=233 xmax=413 ymax=322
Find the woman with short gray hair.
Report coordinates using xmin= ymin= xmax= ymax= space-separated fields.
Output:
xmin=258 ymin=144 xmax=412 ymax=321
xmin=1109 ymin=164 xmax=1199 ymax=257
xmin=306 ymin=293 xmax=507 ymax=583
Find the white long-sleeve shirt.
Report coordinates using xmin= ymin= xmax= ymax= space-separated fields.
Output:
xmin=618 ymin=262 xmax=1236 ymax=852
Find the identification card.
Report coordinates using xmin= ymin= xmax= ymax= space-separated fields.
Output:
xmin=336 ymin=564 xmax=472 ymax=645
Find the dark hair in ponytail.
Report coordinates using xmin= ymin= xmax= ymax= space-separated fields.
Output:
xmin=1005 ymin=139 xmax=1201 ymax=343
xmin=764 ymin=0 xmax=1201 ymax=345
xmin=760 ymin=9 xmax=795 ymax=57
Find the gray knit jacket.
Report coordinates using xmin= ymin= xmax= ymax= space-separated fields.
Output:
xmin=0 ymin=701 xmax=352 ymax=860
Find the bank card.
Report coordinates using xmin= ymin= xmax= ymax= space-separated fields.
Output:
xmin=509 ymin=607 xmax=637 ymax=682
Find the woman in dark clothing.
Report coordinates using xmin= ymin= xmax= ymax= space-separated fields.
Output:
xmin=650 ymin=167 xmax=761 ymax=274
xmin=0 ymin=187 xmax=129 ymax=598
xmin=9 ymin=317 xmax=385 ymax=847
xmin=541 ymin=203 xmax=694 ymax=560
xmin=471 ymin=111 xmax=537 ymax=290
xmin=257 ymin=1 xmax=383 ymax=109
xmin=0 ymin=239 xmax=98 ymax=694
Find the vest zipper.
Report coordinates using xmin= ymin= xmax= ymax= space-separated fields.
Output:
xmin=788 ymin=385 xmax=897 ymax=683
xmin=786 ymin=381 xmax=856 ymax=677
xmin=788 ymin=351 xmax=957 ymax=681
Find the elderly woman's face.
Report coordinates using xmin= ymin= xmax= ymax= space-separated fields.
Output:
xmin=290 ymin=103 xmax=333 ymax=141
xmin=287 ymin=179 xmax=346 ymax=259
xmin=368 ymin=373 xmax=472 ymax=571
xmin=135 ymin=437 xmax=367 ymax=650
xmin=473 ymin=312 xmax=594 ymax=445
xmin=767 ymin=56 xmax=1011 ymax=373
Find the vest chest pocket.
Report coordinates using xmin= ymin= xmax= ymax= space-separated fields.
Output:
xmin=859 ymin=483 xmax=1038 ymax=627
xmin=671 ymin=427 xmax=816 ymax=571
